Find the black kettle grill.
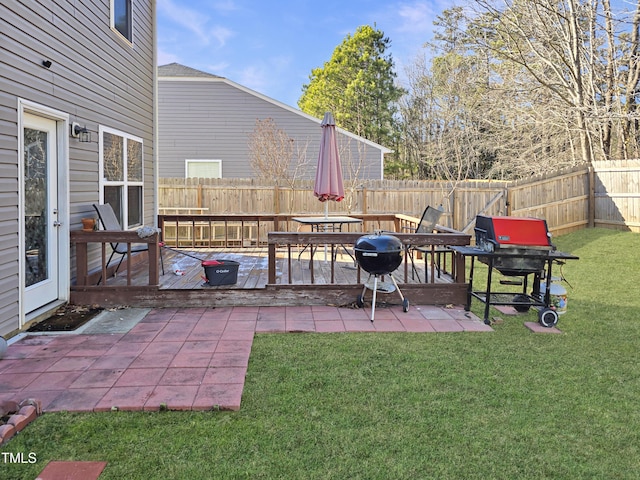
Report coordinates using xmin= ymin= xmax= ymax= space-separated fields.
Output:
xmin=354 ymin=233 xmax=409 ymax=321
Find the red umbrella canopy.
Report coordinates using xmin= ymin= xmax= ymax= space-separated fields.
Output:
xmin=314 ymin=112 xmax=344 ymax=202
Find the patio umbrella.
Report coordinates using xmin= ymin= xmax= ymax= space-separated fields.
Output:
xmin=314 ymin=112 xmax=344 ymax=217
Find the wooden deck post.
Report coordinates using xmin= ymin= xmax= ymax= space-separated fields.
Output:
xmin=75 ymin=238 xmax=88 ymax=286
xmin=268 ymin=243 xmax=277 ymax=284
xmin=148 ymin=234 xmax=160 ymax=285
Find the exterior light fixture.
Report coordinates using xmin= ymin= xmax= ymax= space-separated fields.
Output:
xmin=42 ymin=60 xmax=52 ymax=68
xmin=71 ymin=122 xmax=91 ymax=143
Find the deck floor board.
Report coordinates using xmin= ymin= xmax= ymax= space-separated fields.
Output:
xmin=100 ymin=246 xmax=452 ymax=290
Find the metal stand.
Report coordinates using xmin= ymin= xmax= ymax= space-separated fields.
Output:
xmin=357 ymin=273 xmax=409 ymax=322
xmin=450 ymin=246 xmax=578 ymax=327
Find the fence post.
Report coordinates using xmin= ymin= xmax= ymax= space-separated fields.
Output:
xmin=362 ymin=187 xmax=367 ymax=214
xmin=588 ymin=166 xmax=595 ymax=228
xmin=451 ymin=188 xmax=457 ymax=231
xmin=274 ymin=185 xmax=280 ymax=214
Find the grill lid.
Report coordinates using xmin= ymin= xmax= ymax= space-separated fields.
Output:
xmin=475 ymin=215 xmax=553 ymax=249
xmin=354 ymin=234 xmax=403 ymax=275
xmin=354 ymin=234 xmax=403 ymax=254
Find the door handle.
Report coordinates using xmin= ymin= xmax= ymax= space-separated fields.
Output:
xmin=53 ymin=221 xmax=62 ymax=227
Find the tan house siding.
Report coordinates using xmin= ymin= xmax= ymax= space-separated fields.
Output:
xmin=0 ymin=0 xmax=156 ymax=337
xmin=158 ymin=65 xmax=390 ymax=182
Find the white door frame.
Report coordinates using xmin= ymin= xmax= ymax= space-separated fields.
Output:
xmin=18 ymin=99 xmax=70 ymax=326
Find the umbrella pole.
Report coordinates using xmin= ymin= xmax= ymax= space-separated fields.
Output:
xmin=323 ymin=203 xmax=328 ymax=261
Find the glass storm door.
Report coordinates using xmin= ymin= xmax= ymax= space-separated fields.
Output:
xmin=23 ymin=113 xmax=59 ymax=313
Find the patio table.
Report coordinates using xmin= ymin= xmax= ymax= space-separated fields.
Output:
xmin=292 ymin=216 xmax=363 ymax=263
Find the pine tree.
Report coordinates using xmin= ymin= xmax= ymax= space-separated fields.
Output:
xmin=298 ymin=25 xmax=404 ymax=147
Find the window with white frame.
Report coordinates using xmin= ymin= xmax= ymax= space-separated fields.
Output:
xmin=111 ymin=0 xmax=132 ymax=42
xmin=100 ymin=127 xmax=143 ymax=228
xmin=185 ymin=160 xmax=222 ymax=178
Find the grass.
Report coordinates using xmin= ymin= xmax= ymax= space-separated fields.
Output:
xmin=2 ymin=228 xmax=640 ymax=479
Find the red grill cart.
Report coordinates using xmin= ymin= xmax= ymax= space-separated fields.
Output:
xmin=451 ymin=216 xmax=579 ymax=327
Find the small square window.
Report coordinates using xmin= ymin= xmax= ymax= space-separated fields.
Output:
xmin=112 ymin=0 xmax=132 ymax=42
xmin=186 ymin=160 xmax=222 ymax=179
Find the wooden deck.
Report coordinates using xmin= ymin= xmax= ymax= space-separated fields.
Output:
xmin=70 ymin=244 xmax=469 ymax=309
xmin=111 ymin=246 xmax=452 ymax=290
xmin=70 ymin=215 xmax=472 ymax=308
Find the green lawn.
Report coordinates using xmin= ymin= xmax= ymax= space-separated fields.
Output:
xmin=2 ymin=228 xmax=639 ymax=479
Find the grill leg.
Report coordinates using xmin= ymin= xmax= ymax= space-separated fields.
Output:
xmin=390 ymin=274 xmax=410 ymax=313
xmin=483 ymin=258 xmax=494 ymax=325
xmin=370 ymin=276 xmax=378 ymax=322
xmin=389 ymin=274 xmax=404 ymax=301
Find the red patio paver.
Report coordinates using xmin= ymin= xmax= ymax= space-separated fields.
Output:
xmin=144 ymin=385 xmax=199 ymax=411
xmin=114 ymin=368 xmax=166 ymax=387
xmin=94 ymin=386 xmax=155 ymax=412
xmin=36 ymin=461 xmax=107 ymax=480
xmin=0 ymin=305 xmax=490 ymax=416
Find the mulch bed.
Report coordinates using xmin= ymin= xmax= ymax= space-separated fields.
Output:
xmin=27 ymin=304 xmax=104 ymax=332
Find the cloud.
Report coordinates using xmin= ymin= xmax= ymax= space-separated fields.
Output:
xmin=214 ymin=0 xmax=238 ymax=13
xmin=210 ymin=26 xmax=235 ymax=47
xmin=269 ymin=55 xmax=293 ymax=71
xmin=237 ymin=65 xmax=268 ymax=92
xmin=157 ymin=48 xmax=181 ymax=66
xmin=397 ymin=1 xmax=436 ymax=34
xmin=205 ymin=62 xmax=231 ymax=76
xmin=157 ymin=0 xmax=235 ymax=47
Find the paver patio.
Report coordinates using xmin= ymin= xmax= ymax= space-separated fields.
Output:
xmin=0 ymin=305 xmax=491 ymax=413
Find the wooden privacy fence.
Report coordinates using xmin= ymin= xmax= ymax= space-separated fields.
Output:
xmin=591 ymin=160 xmax=640 ymax=231
xmin=158 ymin=160 xmax=640 ymax=234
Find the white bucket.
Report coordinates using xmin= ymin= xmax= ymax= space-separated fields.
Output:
xmin=540 ymin=280 xmax=568 ymax=314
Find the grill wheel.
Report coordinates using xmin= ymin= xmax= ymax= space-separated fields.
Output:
xmin=538 ymin=308 xmax=559 ymax=327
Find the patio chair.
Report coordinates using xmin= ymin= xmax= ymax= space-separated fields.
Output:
xmin=93 ymin=203 xmax=164 ymax=284
xmin=406 ymin=206 xmax=445 ymax=283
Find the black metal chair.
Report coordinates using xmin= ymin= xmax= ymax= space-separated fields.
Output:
xmin=406 ymin=206 xmax=444 ymax=282
xmin=93 ymin=203 xmax=164 ymax=284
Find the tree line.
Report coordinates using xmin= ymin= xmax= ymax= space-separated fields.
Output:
xmin=295 ymin=0 xmax=640 ymax=181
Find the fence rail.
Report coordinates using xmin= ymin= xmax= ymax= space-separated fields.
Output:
xmin=158 ymin=160 xmax=640 ymax=234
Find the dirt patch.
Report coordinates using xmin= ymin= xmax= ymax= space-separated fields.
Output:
xmin=27 ymin=304 xmax=104 ymax=332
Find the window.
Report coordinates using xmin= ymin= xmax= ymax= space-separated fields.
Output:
xmin=112 ymin=0 xmax=132 ymax=42
xmin=185 ymin=160 xmax=222 ymax=178
xmin=100 ymin=127 xmax=143 ymax=228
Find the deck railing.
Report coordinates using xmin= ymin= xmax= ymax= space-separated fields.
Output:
xmin=267 ymin=231 xmax=471 ymax=285
xmin=71 ymin=230 xmax=161 ymax=287
xmin=157 ymin=213 xmax=402 ymax=249
xmin=69 ymin=215 xmax=471 ymax=308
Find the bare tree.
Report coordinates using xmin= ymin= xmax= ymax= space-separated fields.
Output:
xmin=398 ymin=0 xmax=640 ymax=182
xmin=336 ymin=136 xmax=368 ymax=214
xmin=247 ymin=117 xmax=311 ymax=186
xmin=247 ymin=118 xmax=311 ymax=212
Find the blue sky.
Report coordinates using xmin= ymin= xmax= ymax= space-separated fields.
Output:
xmin=156 ymin=0 xmax=457 ymax=108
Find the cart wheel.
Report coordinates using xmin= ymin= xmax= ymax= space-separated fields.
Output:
xmin=402 ymin=298 xmax=409 ymax=312
xmin=538 ymin=308 xmax=559 ymax=328
xmin=512 ymin=294 xmax=531 ymax=313
xmin=356 ymin=295 xmax=364 ymax=308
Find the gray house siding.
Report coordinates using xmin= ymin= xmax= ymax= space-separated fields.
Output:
xmin=0 ymin=0 xmax=156 ymax=337
xmin=157 ymin=67 xmax=390 ymax=182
